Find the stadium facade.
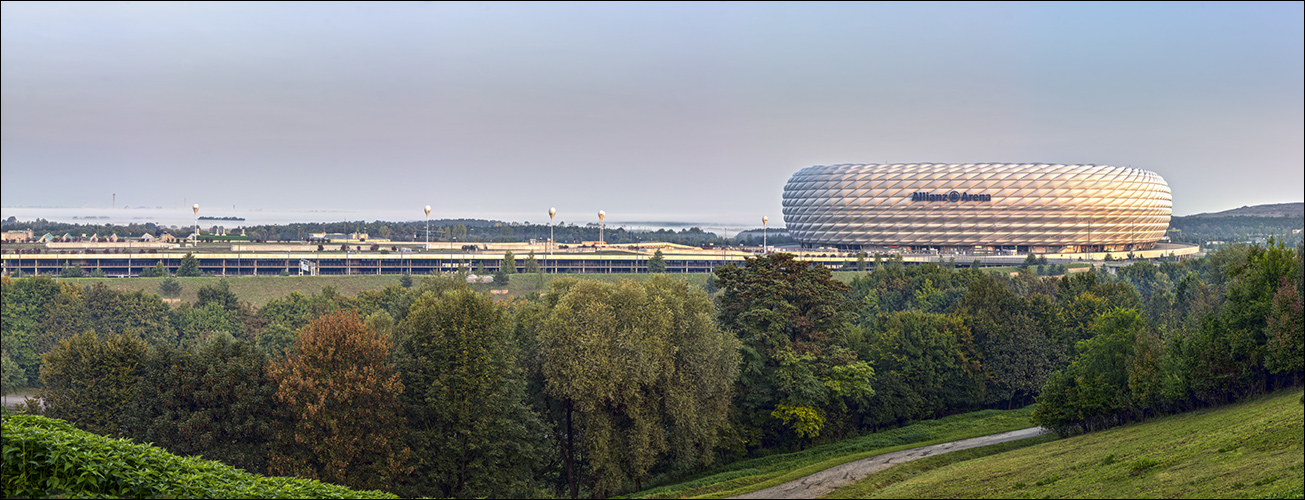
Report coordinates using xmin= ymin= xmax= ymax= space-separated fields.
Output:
xmin=782 ymin=163 xmax=1172 ymax=253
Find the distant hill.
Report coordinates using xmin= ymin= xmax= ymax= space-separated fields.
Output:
xmin=1187 ymin=202 xmax=1303 ymax=218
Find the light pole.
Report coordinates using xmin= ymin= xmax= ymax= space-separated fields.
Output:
xmin=424 ymin=205 xmax=431 ymax=250
xmin=549 ymin=207 xmax=556 ymax=256
xmin=192 ymin=204 xmax=199 ymax=245
xmin=598 ymin=210 xmax=606 ymax=246
xmin=763 ymin=216 xmax=768 ymax=253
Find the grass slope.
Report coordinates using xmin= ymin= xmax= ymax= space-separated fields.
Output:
xmin=620 ymin=406 xmax=1036 ymax=499
xmin=60 ymin=275 xmax=405 ymax=306
xmin=835 ymin=388 xmax=1304 ymax=499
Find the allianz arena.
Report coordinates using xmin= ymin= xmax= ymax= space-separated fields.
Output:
xmin=782 ymin=163 xmax=1172 ymax=252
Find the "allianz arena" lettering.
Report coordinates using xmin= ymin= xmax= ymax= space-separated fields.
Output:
xmin=910 ymin=191 xmax=992 ymax=202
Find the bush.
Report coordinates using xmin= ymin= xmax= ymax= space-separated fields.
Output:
xmin=1 ymin=413 xmax=396 ymax=499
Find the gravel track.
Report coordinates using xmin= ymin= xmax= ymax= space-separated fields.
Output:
xmin=731 ymin=426 xmax=1050 ymax=499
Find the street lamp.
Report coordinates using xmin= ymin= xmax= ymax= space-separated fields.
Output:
xmin=192 ymin=204 xmax=199 ymax=245
xmin=424 ymin=205 xmax=431 ymax=250
xmin=763 ymin=216 xmax=768 ymax=253
xmin=598 ymin=210 xmax=606 ymax=246
xmin=549 ymin=207 xmax=556 ymax=257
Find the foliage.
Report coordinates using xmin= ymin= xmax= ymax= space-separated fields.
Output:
xmin=715 ymin=253 xmax=872 ymax=448
xmin=1 ymin=413 xmax=397 ymax=499
xmin=196 ymin=279 xmax=241 ymax=312
xmin=855 ymin=311 xmax=984 ymax=429
xmin=648 ymin=249 xmax=667 ymax=273
xmin=173 ymin=302 xmax=241 ymax=348
xmin=83 ymin=283 xmax=176 ymax=346
xmin=525 ymin=251 xmax=541 ymax=274
xmin=60 ymin=265 xmax=84 ymax=278
xmin=2 ymin=276 xmax=64 ymax=386
xmin=502 ymin=251 xmax=517 ymax=274
xmin=1265 ymin=277 xmax=1302 ymax=377
xmin=1031 ymin=309 xmax=1149 ymax=435
xmin=399 ymin=273 xmax=413 ymax=289
xmin=534 ymin=276 xmax=741 ymax=497
xmin=2 ymin=349 xmax=24 ymax=395
xmin=127 ymin=335 xmax=278 ymax=475
xmin=256 ymin=323 xmax=296 ymax=358
xmin=395 ymin=287 xmax=544 ymax=498
xmin=178 ymin=253 xmax=201 ymax=277
xmin=158 ymin=276 xmax=182 ymax=298
xmin=138 ymin=261 xmax=168 ymax=278
xmin=1034 ymin=241 xmax=1302 ymax=437
xmin=37 ymin=331 xmax=148 ymax=436
xmin=267 ymin=311 xmax=411 ymax=492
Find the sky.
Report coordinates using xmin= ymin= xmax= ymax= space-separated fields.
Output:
xmin=2 ymin=1 xmax=1302 ymax=226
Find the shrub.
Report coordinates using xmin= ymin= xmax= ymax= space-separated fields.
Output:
xmin=1 ymin=413 xmax=396 ymax=499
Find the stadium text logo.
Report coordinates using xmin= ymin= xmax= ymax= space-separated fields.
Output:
xmin=910 ymin=191 xmax=992 ymax=202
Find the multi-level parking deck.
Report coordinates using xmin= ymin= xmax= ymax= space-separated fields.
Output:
xmin=1 ymin=243 xmax=1200 ymax=277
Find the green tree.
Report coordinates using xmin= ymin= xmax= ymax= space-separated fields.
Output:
xmin=83 ymin=284 xmax=176 ymax=346
xmin=38 ymin=331 xmax=148 ymax=436
xmin=196 ymin=280 xmax=240 ymax=312
xmin=648 ymin=249 xmax=667 ymax=273
xmin=128 ymin=335 xmax=277 ymax=474
xmin=268 ymin=311 xmax=411 ymax=492
xmin=158 ymin=277 xmax=182 ymax=299
xmin=524 ymin=251 xmax=541 ymax=274
xmin=399 ymin=273 xmax=413 ymax=289
xmin=1265 ymin=277 xmax=1302 ymax=379
xmin=856 ymin=251 xmax=867 ymax=272
xmin=35 ymin=287 xmax=90 ymax=357
xmin=3 ymin=277 xmax=73 ymax=385
xmin=857 ymin=311 xmax=983 ymax=429
xmin=173 ymin=302 xmax=240 ymax=348
xmin=534 ymin=277 xmax=740 ymax=497
xmin=139 ymin=261 xmax=166 ymax=278
xmin=61 ymin=265 xmax=85 ymax=278
xmin=396 ymin=288 xmax=544 ymax=498
xmin=714 ymin=253 xmax=873 ymax=448
xmin=256 ymin=323 xmax=296 ymax=358
xmin=2 ymin=349 xmax=24 ymax=395
xmin=1031 ymin=309 xmax=1148 ymax=435
xmin=502 ymin=251 xmax=517 ymax=274
xmin=177 ymin=253 xmax=201 ymax=277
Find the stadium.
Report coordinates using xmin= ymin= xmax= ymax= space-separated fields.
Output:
xmin=782 ymin=163 xmax=1173 ymax=253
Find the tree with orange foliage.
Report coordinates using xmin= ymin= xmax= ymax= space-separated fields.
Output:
xmin=267 ymin=311 xmax=410 ymax=492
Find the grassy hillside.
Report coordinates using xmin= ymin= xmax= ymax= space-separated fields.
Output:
xmin=1 ymin=412 xmax=396 ymax=499
xmin=60 ymin=275 xmax=405 ymax=306
xmin=620 ymin=406 xmax=1036 ymax=499
xmin=57 ymin=273 xmax=714 ymax=307
xmin=829 ymin=388 xmax=1304 ymax=499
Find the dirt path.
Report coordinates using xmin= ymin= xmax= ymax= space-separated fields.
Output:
xmin=731 ymin=426 xmax=1050 ymax=499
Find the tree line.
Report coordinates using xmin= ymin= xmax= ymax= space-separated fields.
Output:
xmin=3 ymin=217 xmax=788 ymax=247
xmin=2 ymin=240 xmax=1300 ymax=497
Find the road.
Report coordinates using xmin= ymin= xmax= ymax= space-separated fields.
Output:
xmin=731 ymin=426 xmax=1050 ymax=499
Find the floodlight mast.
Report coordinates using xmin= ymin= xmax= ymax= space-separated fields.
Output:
xmin=424 ymin=205 xmax=432 ymax=250
xmin=598 ymin=210 xmax=606 ymax=245
xmin=192 ymin=204 xmax=199 ymax=243
xmin=763 ymin=216 xmax=768 ymax=253
xmin=549 ymin=207 xmax=556 ymax=256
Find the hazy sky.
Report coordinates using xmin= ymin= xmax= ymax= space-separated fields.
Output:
xmin=2 ymin=1 xmax=1302 ymax=224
